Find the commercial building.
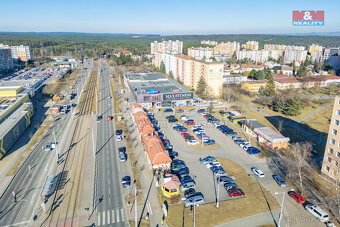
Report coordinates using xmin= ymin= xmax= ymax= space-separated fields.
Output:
xmin=241 ymin=41 xmax=259 ymax=50
xmin=130 ymin=104 xmax=171 ymax=170
xmin=321 ymin=96 xmax=340 ymax=181
xmin=10 ymin=45 xmax=31 ymax=61
xmin=214 ymin=41 xmax=240 ymax=56
xmin=241 ymin=80 xmax=267 ymax=93
xmin=124 ymin=73 xmax=194 ymax=109
xmin=243 ymin=119 xmax=290 ymax=149
xmin=151 ymin=40 xmax=183 ymax=55
xmin=223 ymin=74 xmax=248 ymax=84
xmin=188 ymin=47 xmax=213 ymax=60
xmin=0 ymin=48 xmax=14 ymax=72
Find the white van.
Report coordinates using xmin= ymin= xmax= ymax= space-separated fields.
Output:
xmin=305 ymin=204 xmax=329 ymax=222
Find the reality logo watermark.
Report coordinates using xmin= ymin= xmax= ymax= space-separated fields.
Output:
xmin=292 ymin=10 xmax=324 ymax=26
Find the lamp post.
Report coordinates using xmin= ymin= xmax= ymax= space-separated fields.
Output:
xmin=275 ymin=189 xmax=294 ymax=227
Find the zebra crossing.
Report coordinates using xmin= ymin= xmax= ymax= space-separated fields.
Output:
xmin=97 ymin=208 xmax=125 ymax=226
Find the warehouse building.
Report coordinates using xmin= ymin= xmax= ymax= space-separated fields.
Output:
xmin=124 ymin=73 xmax=194 ymax=109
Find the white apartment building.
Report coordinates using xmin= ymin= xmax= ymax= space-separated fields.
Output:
xmin=10 ymin=45 xmax=31 ymax=61
xmin=188 ymin=47 xmax=213 ymax=60
xmin=201 ymin=40 xmax=218 ymax=46
xmin=150 ymin=40 xmax=183 ymax=55
xmin=237 ymin=49 xmax=281 ymax=63
xmin=283 ymin=50 xmax=308 ymax=64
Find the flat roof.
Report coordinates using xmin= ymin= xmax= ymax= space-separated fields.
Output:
xmin=0 ymin=86 xmax=22 ymax=92
xmin=126 ymin=73 xmax=192 ymax=94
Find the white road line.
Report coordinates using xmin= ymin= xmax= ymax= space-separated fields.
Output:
xmin=112 ymin=210 xmax=115 ymax=223
xmin=147 ymin=201 xmax=153 ymax=215
xmin=102 ymin=211 xmax=105 ymax=225
xmin=97 ymin=213 xmax=101 ymax=226
xmin=2 ymin=221 xmax=30 ymax=227
xmin=108 ymin=188 xmax=111 ymax=194
xmin=116 ymin=209 xmax=120 ymax=223
xmin=109 ymin=197 xmax=111 ymax=205
xmin=107 ymin=210 xmax=110 ymax=224
xmin=121 ymin=208 xmax=124 ymax=222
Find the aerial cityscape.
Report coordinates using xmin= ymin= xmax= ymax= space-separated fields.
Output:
xmin=1 ymin=0 xmax=340 ymax=227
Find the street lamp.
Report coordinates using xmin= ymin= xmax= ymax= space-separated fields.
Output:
xmin=275 ymin=189 xmax=294 ymax=227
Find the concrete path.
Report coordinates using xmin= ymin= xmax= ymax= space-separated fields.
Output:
xmin=297 ymin=105 xmax=331 ymax=123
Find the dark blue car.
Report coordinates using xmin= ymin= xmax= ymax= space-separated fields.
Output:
xmin=163 ymin=108 xmax=173 ymax=113
xmin=246 ymin=147 xmax=261 ymax=154
xmin=173 ymin=167 xmax=190 ymax=176
xmin=180 ymin=175 xmax=194 ymax=185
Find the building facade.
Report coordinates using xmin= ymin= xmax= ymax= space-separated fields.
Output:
xmin=237 ymin=49 xmax=281 ymax=63
xmin=241 ymin=41 xmax=259 ymax=50
xmin=322 ymin=96 xmax=340 ymax=181
xmin=241 ymin=80 xmax=267 ymax=93
xmin=10 ymin=45 xmax=31 ymax=61
xmin=213 ymin=41 xmax=240 ymax=56
xmin=151 ymin=40 xmax=183 ymax=55
xmin=0 ymin=48 xmax=14 ymax=72
xmin=188 ymin=47 xmax=213 ymax=60
xmin=283 ymin=50 xmax=308 ymax=64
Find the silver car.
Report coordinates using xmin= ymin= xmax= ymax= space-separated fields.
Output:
xmin=180 ymin=181 xmax=196 ymax=191
xmin=184 ymin=193 xmax=204 ymax=207
xmin=45 ymin=142 xmax=52 ymax=151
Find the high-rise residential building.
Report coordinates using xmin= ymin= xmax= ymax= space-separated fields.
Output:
xmin=188 ymin=47 xmax=213 ymax=59
xmin=213 ymin=41 xmax=240 ymax=56
xmin=241 ymin=41 xmax=259 ymax=50
xmin=0 ymin=47 xmax=14 ymax=72
xmin=309 ymin=44 xmax=324 ymax=55
xmin=327 ymin=55 xmax=340 ymax=71
xmin=263 ymin=44 xmax=287 ymax=50
xmin=283 ymin=50 xmax=308 ymax=64
xmin=10 ymin=45 xmax=31 ymax=61
xmin=201 ymin=40 xmax=218 ymax=46
xmin=309 ymin=44 xmax=324 ymax=63
xmin=285 ymin=45 xmax=306 ymax=51
xmin=321 ymin=96 xmax=340 ymax=181
xmin=150 ymin=40 xmax=183 ymax=55
xmin=237 ymin=49 xmax=281 ymax=63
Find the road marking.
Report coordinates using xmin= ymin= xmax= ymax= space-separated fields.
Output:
xmin=108 ymin=188 xmax=111 ymax=194
xmin=97 ymin=213 xmax=100 ymax=226
xmin=109 ymin=197 xmax=111 ymax=205
xmin=107 ymin=210 xmax=110 ymax=224
xmin=116 ymin=209 xmax=120 ymax=223
xmin=112 ymin=210 xmax=115 ymax=223
xmin=147 ymin=201 xmax=153 ymax=215
xmin=121 ymin=208 xmax=124 ymax=222
xmin=2 ymin=221 xmax=30 ymax=227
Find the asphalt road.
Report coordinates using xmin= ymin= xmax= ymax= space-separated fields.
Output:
xmin=95 ymin=62 xmax=126 ymax=226
xmin=0 ymin=68 xmax=87 ymax=227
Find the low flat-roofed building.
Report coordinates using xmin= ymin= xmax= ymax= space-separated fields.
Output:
xmin=125 ymin=73 xmax=194 ymax=109
xmin=0 ymin=86 xmax=23 ymax=97
xmin=241 ymin=80 xmax=267 ymax=93
xmin=223 ymin=74 xmax=248 ymax=84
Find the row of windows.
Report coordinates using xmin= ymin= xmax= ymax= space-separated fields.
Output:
xmin=324 ymin=165 xmax=338 ymax=177
xmin=326 ymin=156 xmax=339 ymax=166
xmin=329 ymin=138 xmax=340 ymax=146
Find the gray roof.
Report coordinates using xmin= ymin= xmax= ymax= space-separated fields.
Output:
xmin=246 ymin=119 xmax=265 ymax=129
xmin=254 ymin=127 xmax=290 ymax=143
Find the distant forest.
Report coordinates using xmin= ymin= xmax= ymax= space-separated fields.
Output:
xmin=0 ymin=32 xmax=339 ymax=59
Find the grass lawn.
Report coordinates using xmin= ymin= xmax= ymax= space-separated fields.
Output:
xmin=301 ymin=107 xmax=332 ymax=134
xmin=164 ymin=158 xmax=279 ymax=227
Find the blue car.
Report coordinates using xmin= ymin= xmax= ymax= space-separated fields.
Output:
xmin=173 ymin=167 xmax=190 ymax=176
xmin=211 ymin=165 xmax=224 ymax=173
xmin=180 ymin=175 xmax=194 ymax=185
xmin=163 ymin=108 xmax=173 ymax=113
xmin=247 ymin=147 xmax=261 ymax=154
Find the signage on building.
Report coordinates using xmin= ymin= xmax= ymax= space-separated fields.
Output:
xmin=292 ymin=10 xmax=324 ymax=26
xmin=162 ymin=92 xmax=193 ymax=101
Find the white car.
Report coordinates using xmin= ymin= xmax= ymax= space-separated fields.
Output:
xmin=187 ymin=139 xmax=199 ymax=146
xmin=192 ymin=124 xmax=203 ymax=130
xmin=251 ymin=167 xmax=265 ymax=178
xmin=107 ymin=96 xmax=112 ymax=99
xmin=240 ymin=142 xmax=250 ymax=149
xmin=214 ymin=170 xmax=228 ymax=176
xmin=116 ymin=135 xmax=124 ymax=141
xmin=243 ymin=145 xmax=251 ymax=151
xmin=174 ymin=123 xmax=182 ymax=127
xmin=180 ymin=115 xmax=189 ymax=121
xmin=214 ymin=122 xmax=222 ymax=127
xmin=232 ymin=136 xmax=243 ymax=141
xmin=205 ymin=161 xmax=220 ymax=168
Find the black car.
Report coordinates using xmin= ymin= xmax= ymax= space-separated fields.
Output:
xmin=169 ymin=151 xmax=179 ymax=157
xmin=168 ymin=118 xmax=178 ymax=123
xmin=118 ymin=147 xmax=126 ymax=153
xmin=166 ymin=115 xmax=175 ymax=119
xmin=171 ymin=159 xmax=185 ymax=166
xmin=116 ymin=129 xmax=123 ymax=135
xmin=184 ymin=188 xmax=196 ymax=199
xmin=197 ymin=109 xmax=205 ymax=113
xmin=173 ymin=167 xmax=190 ymax=176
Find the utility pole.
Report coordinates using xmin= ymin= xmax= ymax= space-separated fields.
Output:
xmin=135 ymin=185 xmax=137 ymax=227
xmin=53 ymin=129 xmax=58 ymax=162
xmin=275 ymin=189 xmax=293 ymax=227
xmin=216 ymin=180 xmax=220 ymax=208
xmin=193 ymin=203 xmax=195 ymax=227
xmin=91 ymin=128 xmax=95 ymax=157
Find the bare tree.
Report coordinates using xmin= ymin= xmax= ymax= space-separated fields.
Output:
xmin=291 ymin=142 xmax=313 ymax=194
xmin=278 ymin=120 xmax=283 ymax=132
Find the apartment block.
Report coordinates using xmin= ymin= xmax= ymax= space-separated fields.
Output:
xmin=0 ymin=47 xmax=14 ymax=72
xmin=264 ymin=44 xmax=287 ymax=50
xmin=241 ymin=41 xmax=259 ymax=50
xmin=213 ymin=41 xmax=240 ymax=56
xmin=10 ymin=45 xmax=31 ymax=61
xmin=201 ymin=40 xmax=218 ymax=46
xmin=188 ymin=47 xmax=213 ymax=59
xmin=283 ymin=50 xmax=308 ymax=64
xmin=150 ymin=40 xmax=183 ymax=55
xmin=237 ymin=49 xmax=281 ymax=62
xmin=322 ymin=96 xmax=340 ymax=181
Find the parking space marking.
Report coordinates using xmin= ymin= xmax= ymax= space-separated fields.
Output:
xmin=107 ymin=210 xmax=110 ymax=224
xmin=97 ymin=213 xmax=101 ymax=226
xmin=112 ymin=210 xmax=115 ymax=223
xmin=116 ymin=209 xmax=120 ymax=222
xmin=121 ymin=208 xmax=124 ymax=221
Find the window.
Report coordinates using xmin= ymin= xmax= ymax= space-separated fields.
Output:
xmin=325 ymin=166 xmax=330 ymax=172
xmin=335 ymin=120 xmax=340 ymax=126
xmin=337 ymin=110 xmax=340 ymax=116
xmin=333 ymin=170 xmax=337 ymax=176
xmin=335 ymin=161 xmax=338 ymax=167
xmin=330 ymin=138 xmax=335 ymax=145
xmin=329 ymin=148 xmax=334 ymax=154
xmin=333 ymin=129 xmax=338 ymax=135
xmin=337 ymin=152 xmax=340 ymax=158
xmin=327 ymin=157 xmax=332 ymax=163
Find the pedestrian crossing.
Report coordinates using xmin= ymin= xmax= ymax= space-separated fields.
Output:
xmin=97 ymin=208 xmax=125 ymax=226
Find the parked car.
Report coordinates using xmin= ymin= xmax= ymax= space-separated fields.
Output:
xmin=180 ymin=115 xmax=189 ymax=121
xmin=203 ymin=139 xmax=215 ymax=145
xmin=234 ymin=139 xmax=246 ymax=145
xmin=246 ymin=147 xmax=261 ymax=154
xmin=176 ymin=109 xmax=184 ymax=113
xmin=180 ymin=181 xmax=196 ymax=191
xmin=173 ymin=167 xmax=190 ymax=176
xmin=163 ymin=108 xmax=173 ymax=113
xmin=185 ymin=119 xmax=195 ymax=125
xmin=211 ymin=166 xmax=225 ymax=174
xmin=180 ymin=175 xmax=194 ymax=185
xmin=288 ymin=191 xmax=306 ymax=204
xmin=45 ymin=142 xmax=53 ymax=151
xmin=116 ymin=135 xmax=124 ymax=142
xmin=197 ymin=109 xmax=206 ymax=113
xmin=184 ymin=193 xmax=204 ymax=207
xmin=240 ymin=142 xmax=250 ymax=149
xmin=119 ymin=152 xmax=127 ymax=162
xmin=227 ymin=188 xmax=245 ymax=197
xmin=121 ymin=176 xmax=131 ymax=188
xmin=116 ymin=129 xmax=123 ymax=135
xmin=187 ymin=139 xmax=199 ymax=146
xmin=168 ymin=117 xmax=178 ymax=123
xmin=169 ymin=151 xmax=179 ymax=157
xmin=205 ymin=161 xmax=220 ymax=168
xmin=305 ymin=203 xmax=329 ymax=222
xmin=232 ymin=136 xmax=243 ymax=140
xmin=273 ymin=175 xmax=286 ymax=187
xmin=171 ymin=163 xmax=187 ymax=171
xmin=214 ymin=170 xmax=228 ymax=176
xmin=251 ymin=167 xmax=265 ymax=178
xmin=166 ymin=115 xmax=175 ymax=119
xmin=107 ymin=116 xmax=113 ymax=120
xmin=217 ymin=176 xmax=235 ymax=185
xmin=171 ymin=159 xmax=185 ymax=166
xmin=118 ymin=147 xmax=126 ymax=153
xmin=200 ymin=156 xmax=216 ymax=164
xmin=224 ymin=183 xmax=237 ymax=190
xmin=183 ymin=188 xmax=196 ymax=200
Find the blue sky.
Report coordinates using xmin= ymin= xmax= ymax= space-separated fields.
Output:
xmin=0 ymin=0 xmax=339 ymax=34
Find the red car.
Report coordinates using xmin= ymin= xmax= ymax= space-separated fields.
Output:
xmin=288 ymin=191 xmax=305 ymax=204
xmin=227 ymin=188 xmax=245 ymax=197
xmin=186 ymin=120 xmax=195 ymax=125
xmin=181 ymin=132 xmax=191 ymax=137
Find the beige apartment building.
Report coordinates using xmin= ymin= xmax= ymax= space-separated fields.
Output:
xmin=241 ymin=41 xmax=259 ymax=50
xmin=322 ymin=96 xmax=340 ymax=181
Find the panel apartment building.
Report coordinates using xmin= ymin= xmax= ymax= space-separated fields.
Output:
xmin=322 ymin=96 xmax=340 ymax=181
xmin=0 ymin=45 xmax=14 ymax=72
xmin=150 ymin=40 xmax=183 ymax=55
xmin=10 ymin=45 xmax=31 ymax=61
xmin=153 ymin=52 xmax=223 ymax=97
